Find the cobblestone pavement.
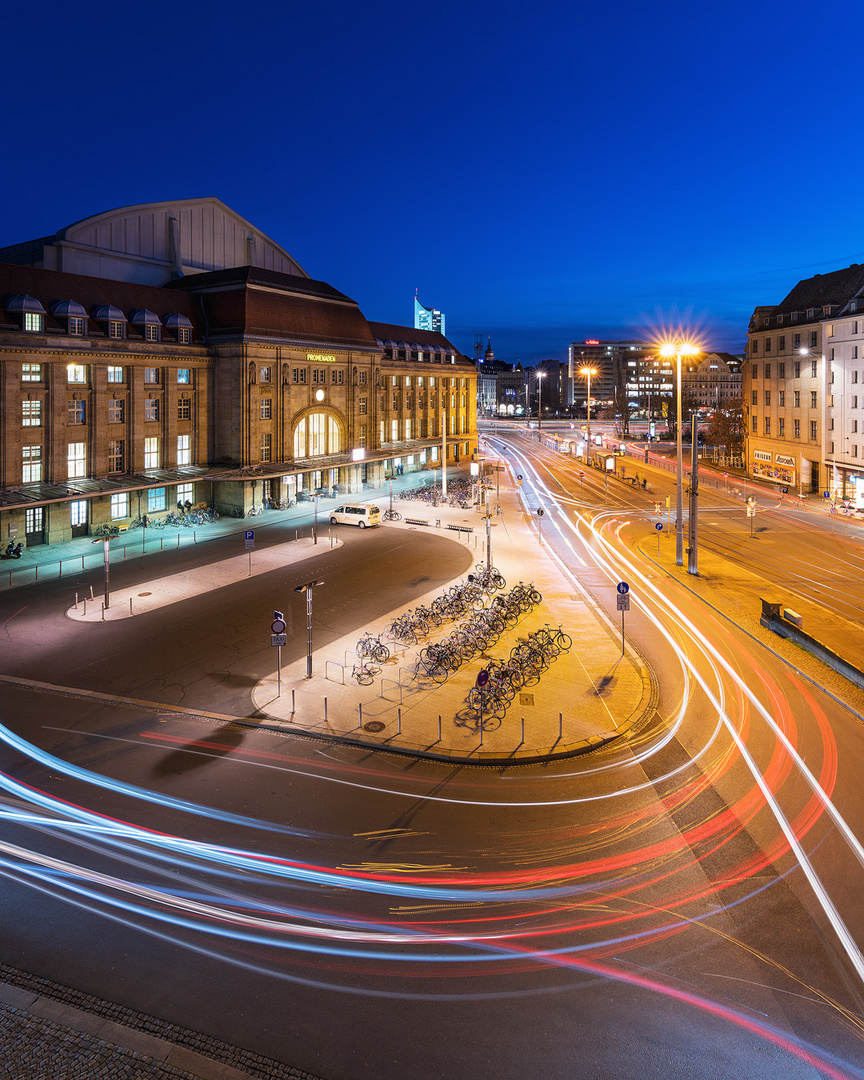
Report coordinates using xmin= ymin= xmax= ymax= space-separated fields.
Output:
xmin=0 ymin=964 xmax=325 ymax=1080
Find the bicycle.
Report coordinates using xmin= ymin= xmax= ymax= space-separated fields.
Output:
xmin=356 ymin=632 xmax=390 ymax=664
xmin=382 ymin=509 xmax=402 ymax=521
xmin=352 ymin=661 xmax=380 ymax=685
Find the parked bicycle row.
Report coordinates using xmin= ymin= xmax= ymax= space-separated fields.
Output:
xmin=466 ymin=624 xmax=572 ymax=719
xmin=412 ymin=582 xmax=544 ymax=684
xmin=399 ymin=477 xmax=477 ymax=509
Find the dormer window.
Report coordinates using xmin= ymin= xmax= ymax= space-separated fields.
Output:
xmin=130 ymin=309 xmax=161 ymax=342
xmin=164 ymin=313 xmax=193 ymax=344
xmin=7 ymin=294 xmax=46 ymax=332
xmin=92 ymin=304 xmax=127 ymax=339
xmin=51 ymin=300 xmax=88 ymax=336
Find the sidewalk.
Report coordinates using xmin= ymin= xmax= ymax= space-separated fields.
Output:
xmin=60 ymin=475 xmax=655 ymax=764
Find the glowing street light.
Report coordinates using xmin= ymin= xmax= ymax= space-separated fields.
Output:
xmin=659 ymin=341 xmax=699 ymax=567
xmin=536 ymin=369 xmax=545 ymax=430
xmin=580 ymin=366 xmax=598 ymax=465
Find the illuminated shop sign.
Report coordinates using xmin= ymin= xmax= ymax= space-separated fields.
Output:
xmin=307 ymin=353 xmax=336 ymax=363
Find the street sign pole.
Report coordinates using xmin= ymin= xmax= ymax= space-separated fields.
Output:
xmin=294 ymin=582 xmax=324 ymax=679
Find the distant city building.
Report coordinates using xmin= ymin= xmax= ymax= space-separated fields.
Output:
xmin=746 ymin=263 xmax=864 ymax=496
xmin=567 ymin=340 xmax=652 ymax=409
xmin=414 ymin=294 xmax=445 ymax=336
xmin=680 ymin=353 xmax=742 ymax=413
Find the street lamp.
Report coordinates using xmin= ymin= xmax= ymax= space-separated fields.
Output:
xmin=580 ymin=366 xmax=597 ymax=466
xmin=659 ymin=341 xmax=699 ymax=566
xmin=536 ymin=370 xmax=545 ymax=430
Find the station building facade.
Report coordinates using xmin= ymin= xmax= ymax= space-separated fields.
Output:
xmin=0 ymin=198 xmax=477 ymax=548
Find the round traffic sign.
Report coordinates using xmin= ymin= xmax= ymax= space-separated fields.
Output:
xmin=655 ymin=522 xmax=663 ymax=531
xmin=476 ymin=668 xmax=490 ymax=688
xmin=616 ymin=582 xmax=629 ymax=594
xmin=517 ymin=474 xmax=523 ymax=481
xmin=271 ymin=618 xmax=286 ymax=634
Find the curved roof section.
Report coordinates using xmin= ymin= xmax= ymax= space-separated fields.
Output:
xmin=51 ymin=299 xmax=88 ymax=317
xmin=0 ymin=198 xmax=309 ymax=287
xmin=92 ymin=304 xmax=127 ymax=321
xmin=129 ymin=308 xmax=161 ymax=325
xmin=6 ymin=294 xmax=46 ymax=313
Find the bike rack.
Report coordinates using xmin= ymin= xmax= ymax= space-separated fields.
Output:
xmin=325 ymin=660 xmax=345 ymax=684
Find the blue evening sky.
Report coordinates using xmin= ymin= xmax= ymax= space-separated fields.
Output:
xmin=3 ymin=0 xmax=864 ymax=365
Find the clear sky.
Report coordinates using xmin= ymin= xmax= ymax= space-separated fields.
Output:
xmin=4 ymin=0 xmax=864 ymax=366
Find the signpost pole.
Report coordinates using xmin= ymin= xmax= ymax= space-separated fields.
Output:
xmin=277 ymin=645 xmax=282 ymax=697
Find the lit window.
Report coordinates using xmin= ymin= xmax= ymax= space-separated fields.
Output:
xmin=144 ymin=368 xmax=159 ymax=384
xmin=67 ymin=399 xmax=86 ymax=425
xmin=110 ymin=493 xmax=129 ymax=519
xmin=260 ymin=366 xmax=272 ymax=383
xmin=144 ymin=437 xmax=159 ymax=469
xmin=810 ymin=421 xmax=817 ymax=440
xmin=22 ymin=400 xmax=42 ymax=427
xmin=108 ymin=440 xmax=124 ymax=472
xmin=144 ymin=399 xmax=159 ymax=422
xmin=107 ymin=366 xmax=124 ymax=383
xmin=359 ymin=396 xmax=367 ymax=415
xmin=67 ymin=442 xmax=86 ymax=480
xmin=147 ymin=487 xmax=166 ymax=513
xmin=177 ymin=434 xmax=191 ymax=466
xmin=24 ymin=312 xmax=43 ymax=332
xmin=177 ymin=369 xmax=190 ymax=384
xmin=108 ymin=321 xmax=124 ymax=339
xmin=811 ymin=392 xmax=817 ymax=408
xmin=260 ymin=433 xmax=272 ymax=462
xmin=176 ymin=483 xmax=194 ymax=504
xmin=67 ymin=364 xmax=86 ymax=384
xmin=21 ymin=363 xmax=42 ymax=382
xmin=22 ymin=445 xmax=42 ymax=482
xmin=108 ymin=399 xmax=125 ymax=423
xmin=260 ymin=398 xmax=272 ymax=419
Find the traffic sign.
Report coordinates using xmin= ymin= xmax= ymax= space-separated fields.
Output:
xmin=537 ymin=507 xmax=544 ymax=517
xmin=655 ymin=522 xmax=663 ymax=531
xmin=271 ymin=633 xmax=288 ymax=647
xmin=274 ymin=610 xmax=283 ymax=621
xmin=476 ymin=668 xmax=490 ymax=688
xmin=271 ymin=618 xmax=287 ymax=634
xmin=244 ymin=528 xmax=255 ymax=550
xmin=746 ymin=507 xmax=756 ymax=517
xmin=616 ymin=594 xmax=630 ymax=611
xmin=616 ymin=581 xmax=629 ymax=594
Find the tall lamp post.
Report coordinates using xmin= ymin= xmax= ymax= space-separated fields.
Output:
xmin=536 ymin=370 xmax=545 ymax=430
xmin=580 ymin=366 xmax=597 ymax=465
xmin=660 ymin=341 xmax=699 ymax=566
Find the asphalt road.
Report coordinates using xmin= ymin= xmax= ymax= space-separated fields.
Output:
xmin=2 ymin=467 xmax=864 ymax=1079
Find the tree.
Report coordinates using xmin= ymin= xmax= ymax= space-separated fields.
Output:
xmin=706 ymin=399 xmax=744 ymax=455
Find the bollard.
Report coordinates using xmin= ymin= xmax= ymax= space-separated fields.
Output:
xmin=34 ymin=566 xmax=38 ymax=582
xmin=295 ymin=530 xmax=298 ymax=543
xmin=397 ymin=708 xmax=402 ymax=735
xmin=82 ymin=555 xmax=86 ymax=570
xmin=101 ymin=603 xmax=105 ymax=621
xmin=521 ymin=717 xmax=525 ymax=745
xmin=89 ymin=585 xmax=94 ymax=599
xmin=194 ymin=531 xmax=197 ymax=544
xmin=324 ymin=697 xmax=328 ymax=724
xmin=177 ymin=534 xmax=180 ymax=548
xmin=59 ymin=560 xmax=62 ymax=577
xmin=480 ymin=721 xmax=484 ymax=746
xmin=129 ymin=598 xmax=133 ymax=615
xmin=291 ymin=688 xmax=296 ymax=713
xmin=359 ymin=702 xmax=363 ymax=728
xmin=438 ymin=715 xmax=442 ymax=743
xmin=75 ymin=592 xmax=78 ymax=609
xmin=559 ymin=712 xmax=563 ymax=739
xmin=83 ymin=599 xmax=86 ymax=615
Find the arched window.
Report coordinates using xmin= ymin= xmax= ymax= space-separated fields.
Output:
xmin=293 ymin=412 xmax=342 ymax=458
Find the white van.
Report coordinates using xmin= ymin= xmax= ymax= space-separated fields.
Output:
xmin=328 ymin=503 xmax=381 ymax=529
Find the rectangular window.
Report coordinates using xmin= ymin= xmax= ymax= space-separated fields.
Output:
xmin=359 ymin=370 xmax=367 ymax=385
xmin=22 ymin=445 xmax=42 ymax=482
xmin=144 ymin=368 xmax=159 ymax=384
xmin=752 ymin=340 xmax=758 ymax=354
xmin=854 ymin=446 xmax=859 ymax=458
xmin=810 ymin=331 xmax=818 ymax=348
xmin=70 ymin=500 xmax=87 ymax=528
xmin=69 ymin=316 xmax=84 ymax=336
xmin=358 ymin=425 xmax=367 ymax=447
xmin=751 ymin=390 xmax=758 ymax=406
xmin=177 ymin=434 xmax=191 ymax=465
xmin=176 ymin=483 xmax=194 ymax=505
xmin=854 ymin=396 xmax=859 ymax=409
xmin=178 ymin=327 xmax=191 ymax=344
xmin=108 ymin=439 xmax=124 ymax=472
xmin=764 ymin=417 xmax=771 ymax=435
xmin=108 ymin=321 xmax=124 ymax=339
xmin=778 ymin=390 xmax=785 ymax=406
xmin=67 ymin=399 xmax=85 ymax=425
xmin=110 ymin=493 xmax=129 ymax=520
xmin=358 ymin=396 xmax=367 ymax=415
xmin=108 ymin=398 xmax=125 ymax=423
xmin=392 ymin=393 xmax=399 ymax=411
xmin=331 ymin=369 xmax=344 ymax=384
xmin=752 ymin=415 xmax=758 ymax=434
xmin=107 ymin=366 xmax=124 ymax=383
xmin=24 ymin=312 xmax=43 ymax=332
xmin=260 ymin=432 xmax=272 ymax=462
xmin=177 ymin=397 xmax=191 ymax=420
xmin=854 ymin=371 xmax=859 ymax=384
xmin=21 ymin=363 xmax=42 ymax=382
xmin=145 ymin=324 xmax=160 ymax=342
xmin=779 ymin=336 xmax=786 ymax=350
xmin=794 ymin=361 xmax=801 ymax=378
xmin=67 ymin=441 xmax=86 ymax=479
xmin=794 ymin=391 xmax=800 ymax=407
xmin=292 ymin=368 xmax=307 ymax=384
xmin=811 ymin=361 xmax=818 ymax=378
xmin=764 ymin=364 xmax=771 ymax=378
xmin=391 ymin=419 xmax=399 ymax=441
xmin=764 ymin=339 xmax=771 ymax=353
xmin=312 ymin=368 xmax=326 ymax=385
xmin=67 ymin=363 xmax=86 ymax=383
xmin=144 ymin=436 xmax=159 ymax=469
xmin=810 ymin=420 xmax=817 ymax=440
xmin=778 ymin=362 xmax=785 ymax=378
xmin=794 ymin=334 xmax=801 ymax=349
xmin=22 ymin=400 xmax=41 ymax=426
xmin=854 ymin=421 xmax=859 ymax=434
xmin=405 ymin=419 xmax=413 ymax=440
xmin=779 ymin=418 xmax=785 ymax=436
xmin=260 ymin=398 xmax=272 ymax=419
xmin=144 ymin=398 xmax=159 ymax=422
xmin=811 ymin=391 xmax=817 ymax=408
xmin=764 ymin=390 xmax=771 ymax=406
xmin=260 ymin=366 xmax=272 ymax=383
xmin=147 ymin=487 xmax=166 ymax=513
xmin=177 ymin=368 xmax=190 ymax=384
xmin=794 ymin=419 xmax=800 ymax=439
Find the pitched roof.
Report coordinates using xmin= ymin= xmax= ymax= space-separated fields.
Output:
xmin=777 ymin=264 xmax=864 ymax=312
xmin=367 ymin=321 xmax=461 ymax=354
